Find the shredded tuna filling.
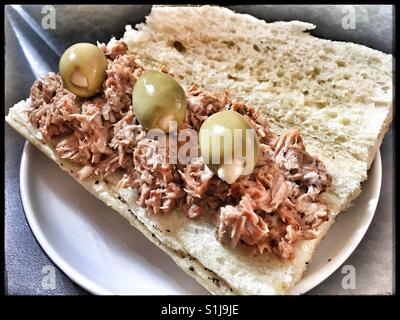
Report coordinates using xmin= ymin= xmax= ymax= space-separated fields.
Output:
xmin=27 ymin=39 xmax=332 ymax=260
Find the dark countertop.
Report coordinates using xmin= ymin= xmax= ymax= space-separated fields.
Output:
xmin=4 ymin=5 xmax=394 ymax=295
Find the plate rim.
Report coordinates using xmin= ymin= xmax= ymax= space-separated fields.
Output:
xmin=19 ymin=142 xmax=382 ymax=295
xmin=19 ymin=143 xmax=112 ymax=295
xmin=290 ymin=151 xmax=382 ymax=294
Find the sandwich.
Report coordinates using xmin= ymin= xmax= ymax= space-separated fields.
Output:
xmin=5 ymin=5 xmax=393 ymax=295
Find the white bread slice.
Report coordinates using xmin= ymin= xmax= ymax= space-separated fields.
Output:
xmin=6 ymin=99 xmax=234 ymax=295
xmin=123 ymin=5 xmax=393 ymax=214
xmin=6 ymin=6 xmax=393 ymax=295
xmin=7 ymin=96 xmax=334 ymax=295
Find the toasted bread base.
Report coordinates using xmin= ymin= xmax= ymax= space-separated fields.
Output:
xmin=7 ymin=99 xmax=337 ymax=295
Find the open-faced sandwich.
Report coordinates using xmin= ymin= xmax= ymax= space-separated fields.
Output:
xmin=6 ymin=6 xmax=393 ymax=295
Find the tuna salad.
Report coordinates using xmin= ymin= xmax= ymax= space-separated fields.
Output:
xmin=26 ymin=39 xmax=332 ymax=260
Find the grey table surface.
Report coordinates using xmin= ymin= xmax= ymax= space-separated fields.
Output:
xmin=4 ymin=5 xmax=394 ymax=295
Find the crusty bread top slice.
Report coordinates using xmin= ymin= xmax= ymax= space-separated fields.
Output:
xmin=123 ymin=5 xmax=393 ymax=214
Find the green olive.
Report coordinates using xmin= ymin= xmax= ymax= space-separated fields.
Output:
xmin=59 ymin=43 xmax=107 ymax=98
xmin=132 ymin=70 xmax=187 ymax=132
xmin=199 ymin=110 xmax=259 ymax=184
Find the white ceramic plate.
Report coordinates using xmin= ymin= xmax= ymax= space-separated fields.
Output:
xmin=20 ymin=142 xmax=382 ymax=295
